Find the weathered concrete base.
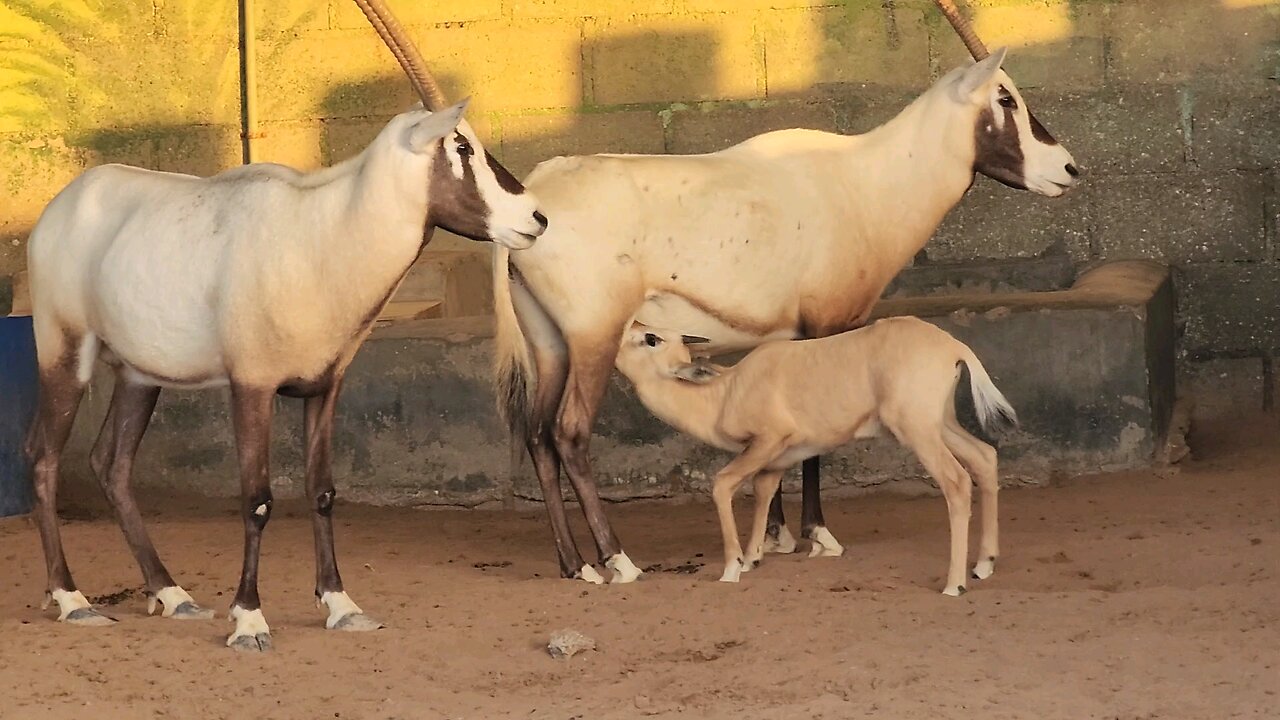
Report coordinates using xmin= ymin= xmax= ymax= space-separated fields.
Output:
xmin=56 ymin=261 xmax=1176 ymax=508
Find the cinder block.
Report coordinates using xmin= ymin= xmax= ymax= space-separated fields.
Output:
xmin=499 ymin=0 xmax=673 ymax=19
xmin=930 ymin=175 xmax=1092 ymax=262
xmin=1179 ymin=357 xmax=1267 ymax=423
xmin=255 ymin=0 xmax=331 ymax=34
xmin=1107 ymin=0 xmax=1280 ymax=84
xmin=1180 ymin=262 xmax=1280 ymax=357
xmin=932 ymin=1 xmax=1105 ymax=90
xmin=762 ymin=6 xmax=930 ymax=95
xmin=1021 ymin=85 xmax=1185 ymax=175
xmin=665 ymin=99 xmax=837 ymax=155
xmin=832 ymin=88 xmax=920 ymax=135
xmin=255 ymin=121 xmax=324 ymax=170
xmin=157 ymin=0 xmax=240 ymax=40
xmin=331 ymin=0 xmax=503 ymax=28
xmin=1193 ymin=81 xmax=1280 ymax=172
xmin=585 ymin=13 xmax=763 ymax=105
xmin=73 ymin=124 xmax=241 ymax=176
xmin=258 ymin=21 xmax=582 ymax=122
xmin=0 ymin=135 xmax=88 ymax=274
xmin=1093 ymin=172 xmax=1267 ymax=263
xmin=499 ymin=110 xmax=665 ymax=178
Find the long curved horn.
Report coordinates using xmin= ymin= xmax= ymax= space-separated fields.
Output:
xmin=934 ymin=0 xmax=990 ymax=61
xmin=351 ymin=0 xmax=449 ymax=110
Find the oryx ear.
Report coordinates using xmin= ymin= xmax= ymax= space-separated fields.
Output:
xmin=681 ymin=334 xmax=711 ymax=345
xmin=955 ymin=46 xmax=1008 ymax=103
xmin=407 ymin=97 xmax=470 ymax=154
xmin=673 ymin=362 xmax=721 ymax=385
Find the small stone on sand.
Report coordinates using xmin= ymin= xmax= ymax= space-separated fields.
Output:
xmin=548 ymin=629 xmax=596 ymax=659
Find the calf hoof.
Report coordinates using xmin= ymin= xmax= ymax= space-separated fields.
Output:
xmin=65 ymin=607 xmax=117 ymax=626
xmin=170 ymin=601 xmax=216 ymax=620
xmin=150 ymin=587 xmax=215 ymax=620
xmin=718 ymin=559 xmax=744 ymax=583
xmin=971 ymin=556 xmax=997 ymax=581
xmin=575 ymin=564 xmax=606 ymax=585
xmin=229 ymin=632 xmax=273 ymax=652
xmin=331 ymin=613 xmax=384 ymax=632
xmin=941 ymin=585 xmax=967 ymax=598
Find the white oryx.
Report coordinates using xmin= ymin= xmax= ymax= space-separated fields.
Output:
xmin=23 ymin=0 xmax=545 ymax=651
xmin=615 ymin=318 xmax=1016 ymax=596
xmin=493 ymin=4 xmax=1077 ymax=584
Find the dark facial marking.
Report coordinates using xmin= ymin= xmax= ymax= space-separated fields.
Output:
xmin=973 ymin=103 xmax=1026 ymax=191
xmin=486 ymin=151 xmax=525 ymax=195
xmin=1027 ymin=110 xmax=1058 ymax=146
xmin=426 ymin=135 xmax=490 ymax=242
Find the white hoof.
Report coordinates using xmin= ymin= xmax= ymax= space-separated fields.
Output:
xmin=577 ymin=564 xmax=606 ymax=585
xmin=719 ymin=560 xmax=743 ymax=583
xmin=972 ymin=556 xmax=996 ymax=581
xmin=149 ymin=586 xmax=215 ymax=620
xmin=941 ymin=584 xmax=967 ymax=598
xmin=321 ymin=591 xmax=383 ymax=631
xmin=606 ymin=552 xmax=643 ymax=584
xmin=763 ymin=525 xmax=797 ymax=555
xmin=48 ymin=590 xmax=114 ymax=625
xmin=227 ymin=605 xmax=272 ymax=651
xmin=806 ymin=526 xmax=845 ymax=558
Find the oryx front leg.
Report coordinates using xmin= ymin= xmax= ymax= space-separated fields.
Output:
xmin=226 ymin=385 xmax=276 ymax=652
xmin=305 ymin=391 xmax=382 ymax=632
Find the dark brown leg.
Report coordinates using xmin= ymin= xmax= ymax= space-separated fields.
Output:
xmin=29 ymin=353 xmax=112 ymax=625
xmin=90 ymin=379 xmax=213 ymax=619
xmin=305 ymin=383 xmax=381 ymax=631
xmin=800 ymin=455 xmax=843 ymax=558
xmin=526 ymin=349 xmax=590 ymax=581
xmin=226 ymin=384 xmax=275 ymax=651
xmin=554 ymin=340 xmax=640 ymax=583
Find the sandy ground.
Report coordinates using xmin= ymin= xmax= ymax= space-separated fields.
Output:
xmin=0 ymin=415 xmax=1277 ymax=720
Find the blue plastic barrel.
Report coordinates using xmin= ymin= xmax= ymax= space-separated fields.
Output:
xmin=0 ymin=315 xmax=36 ymax=517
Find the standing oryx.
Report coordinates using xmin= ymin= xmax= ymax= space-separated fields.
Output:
xmin=23 ymin=0 xmax=545 ymax=650
xmin=493 ymin=3 xmax=1078 ymax=583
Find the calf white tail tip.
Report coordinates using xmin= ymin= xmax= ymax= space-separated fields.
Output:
xmin=763 ymin=526 xmax=797 ymax=555
xmin=806 ymin=526 xmax=845 ymax=558
xmin=606 ymin=552 xmax=643 ymax=584
xmin=578 ymin=564 xmax=606 ymax=585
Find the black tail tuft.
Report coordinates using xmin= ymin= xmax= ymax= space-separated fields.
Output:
xmin=953 ymin=361 xmax=998 ymax=447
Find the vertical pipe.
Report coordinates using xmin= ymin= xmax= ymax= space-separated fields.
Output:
xmin=238 ymin=0 xmax=258 ymax=164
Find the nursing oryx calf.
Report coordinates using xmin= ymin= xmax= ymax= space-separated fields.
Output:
xmin=24 ymin=0 xmax=546 ymax=648
xmin=615 ymin=318 xmax=1016 ymax=596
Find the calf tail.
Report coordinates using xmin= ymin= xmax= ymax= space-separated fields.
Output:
xmin=954 ymin=354 xmax=1017 ymax=445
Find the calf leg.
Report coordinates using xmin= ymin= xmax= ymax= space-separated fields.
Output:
xmin=28 ymin=340 xmax=110 ymax=625
xmin=944 ymin=425 xmax=1000 ymax=581
xmin=898 ymin=427 xmax=973 ymax=597
xmin=91 ymin=379 xmax=212 ymax=619
xmin=712 ymin=439 xmax=784 ymax=583
xmin=226 ymin=384 xmax=275 ymax=651
xmin=305 ymin=386 xmax=381 ymax=631
xmin=743 ymin=469 xmax=786 ymax=572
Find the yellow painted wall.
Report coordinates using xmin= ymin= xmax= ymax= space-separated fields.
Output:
xmin=1 ymin=1 xmax=1278 ymax=321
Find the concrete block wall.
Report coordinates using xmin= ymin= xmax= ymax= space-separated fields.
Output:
xmin=1 ymin=0 xmax=1278 ymax=374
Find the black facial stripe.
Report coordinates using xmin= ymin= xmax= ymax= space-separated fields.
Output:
xmin=1028 ymin=110 xmax=1058 ymax=146
xmin=426 ymin=135 xmax=491 ymax=242
xmin=486 ymin=151 xmax=525 ymax=195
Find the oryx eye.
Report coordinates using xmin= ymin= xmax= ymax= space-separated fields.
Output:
xmin=456 ymin=140 xmax=474 ymax=157
xmin=997 ymin=91 xmax=1017 ymax=110
xmin=644 ymin=333 xmax=659 ymax=347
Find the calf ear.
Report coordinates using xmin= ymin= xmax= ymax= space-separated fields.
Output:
xmin=673 ymin=362 xmax=721 ymax=385
xmin=407 ymin=97 xmax=470 ymax=154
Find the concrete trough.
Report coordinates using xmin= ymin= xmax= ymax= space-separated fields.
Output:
xmin=54 ymin=259 xmax=1176 ymax=507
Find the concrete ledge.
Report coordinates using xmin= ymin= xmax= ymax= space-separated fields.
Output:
xmin=58 ymin=260 xmax=1176 ymax=507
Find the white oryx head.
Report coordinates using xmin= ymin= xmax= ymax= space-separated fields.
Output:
xmin=951 ymin=48 xmax=1079 ymax=198
xmin=400 ymin=99 xmax=546 ymax=250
